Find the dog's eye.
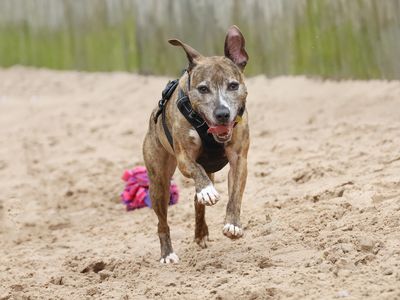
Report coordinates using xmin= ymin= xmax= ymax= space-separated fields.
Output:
xmin=197 ymin=85 xmax=210 ymax=94
xmin=228 ymin=82 xmax=239 ymax=91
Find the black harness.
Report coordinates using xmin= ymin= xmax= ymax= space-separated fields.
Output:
xmin=154 ymin=72 xmax=244 ymax=173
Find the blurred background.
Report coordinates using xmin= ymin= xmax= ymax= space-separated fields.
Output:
xmin=0 ymin=0 xmax=399 ymax=79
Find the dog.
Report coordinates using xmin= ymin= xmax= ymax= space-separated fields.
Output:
xmin=143 ymin=25 xmax=249 ymax=263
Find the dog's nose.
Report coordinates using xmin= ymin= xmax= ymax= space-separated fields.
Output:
xmin=214 ymin=107 xmax=230 ymax=124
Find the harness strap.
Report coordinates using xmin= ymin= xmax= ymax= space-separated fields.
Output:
xmin=176 ymin=89 xmax=225 ymax=151
xmin=154 ymin=79 xmax=179 ymax=149
xmin=161 ymin=102 xmax=174 ymax=148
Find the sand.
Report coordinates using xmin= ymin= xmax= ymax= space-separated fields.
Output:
xmin=0 ymin=67 xmax=399 ymax=300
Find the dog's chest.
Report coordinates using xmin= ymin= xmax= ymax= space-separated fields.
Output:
xmin=196 ymin=144 xmax=228 ymax=173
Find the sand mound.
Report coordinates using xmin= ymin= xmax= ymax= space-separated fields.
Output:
xmin=0 ymin=67 xmax=399 ymax=299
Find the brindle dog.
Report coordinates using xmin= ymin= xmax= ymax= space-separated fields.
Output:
xmin=143 ymin=26 xmax=249 ymax=263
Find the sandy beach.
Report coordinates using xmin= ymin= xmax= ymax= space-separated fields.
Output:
xmin=0 ymin=67 xmax=399 ymax=299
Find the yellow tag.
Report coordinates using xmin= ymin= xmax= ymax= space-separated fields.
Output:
xmin=235 ymin=115 xmax=242 ymax=123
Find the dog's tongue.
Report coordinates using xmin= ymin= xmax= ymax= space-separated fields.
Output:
xmin=207 ymin=123 xmax=233 ymax=135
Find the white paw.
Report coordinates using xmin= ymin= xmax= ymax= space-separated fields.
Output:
xmin=160 ymin=252 xmax=179 ymax=264
xmin=223 ymin=223 xmax=243 ymax=239
xmin=196 ymin=185 xmax=220 ymax=206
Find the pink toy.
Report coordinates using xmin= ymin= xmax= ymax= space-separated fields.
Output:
xmin=121 ymin=166 xmax=179 ymax=211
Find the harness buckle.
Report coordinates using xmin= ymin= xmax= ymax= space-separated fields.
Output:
xmin=158 ymin=98 xmax=167 ymax=108
xmin=154 ymin=79 xmax=180 ymax=123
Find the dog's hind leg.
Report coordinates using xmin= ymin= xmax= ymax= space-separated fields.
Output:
xmin=143 ymin=132 xmax=177 ymax=263
xmin=194 ymin=173 xmax=213 ymax=248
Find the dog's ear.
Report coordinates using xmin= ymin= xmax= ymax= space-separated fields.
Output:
xmin=224 ymin=25 xmax=249 ymax=71
xmin=169 ymin=39 xmax=202 ymax=70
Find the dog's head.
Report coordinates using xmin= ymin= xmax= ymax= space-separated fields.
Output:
xmin=169 ymin=25 xmax=249 ymax=143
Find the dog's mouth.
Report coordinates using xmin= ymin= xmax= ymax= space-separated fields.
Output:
xmin=207 ymin=123 xmax=234 ymax=143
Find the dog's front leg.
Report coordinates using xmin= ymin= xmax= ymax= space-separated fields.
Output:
xmin=175 ymin=143 xmax=220 ymax=206
xmin=223 ymin=140 xmax=249 ymax=239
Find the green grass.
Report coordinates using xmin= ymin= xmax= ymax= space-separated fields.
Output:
xmin=0 ymin=20 xmax=137 ymax=71
xmin=292 ymin=0 xmax=383 ymax=79
xmin=0 ymin=0 xmax=398 ymax=79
